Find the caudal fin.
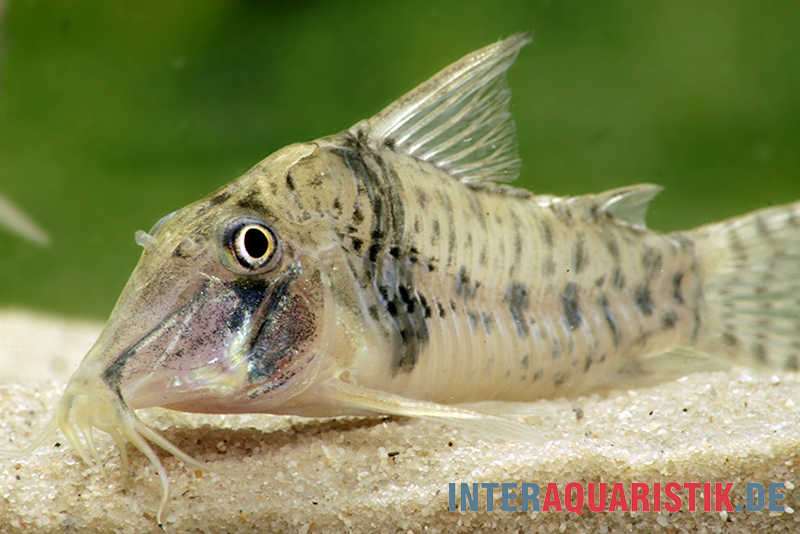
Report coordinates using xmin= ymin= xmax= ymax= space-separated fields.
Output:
xmin=688 ymin=200 xmax=800 ymax=371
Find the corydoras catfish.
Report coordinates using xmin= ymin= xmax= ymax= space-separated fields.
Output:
xmin=11 ymin=33 xmax=800 ymax=523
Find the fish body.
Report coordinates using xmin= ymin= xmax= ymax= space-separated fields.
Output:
xmin=12 ymin=33 xmax=800 ymax=523
xmin=297 ymin=136 xmax=701 ymax=406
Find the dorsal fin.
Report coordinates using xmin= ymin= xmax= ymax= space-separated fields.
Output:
xmin=353 ymin=33 xmax=532 ymax=184
xmin=598 ymin=184 xmax=663 ymax=229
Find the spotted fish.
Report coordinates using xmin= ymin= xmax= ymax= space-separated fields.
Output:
xmin=10 ymin=33 xmax=800 ymax=523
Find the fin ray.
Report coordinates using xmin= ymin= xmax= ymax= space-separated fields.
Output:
xmin=690 ymin=200 xmax=800 ymax=370
xmin=355 ymin=33 xmax=532 ymax=184
xmin=321 ymin=379 xmax=540 ymax=443
xmin=598 ymin=184 xmax=663 ymax=229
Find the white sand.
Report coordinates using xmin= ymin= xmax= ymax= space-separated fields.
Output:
xmin=0 ymin=308 xmax=798 ymax=533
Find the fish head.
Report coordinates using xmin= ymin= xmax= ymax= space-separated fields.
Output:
xmin=75 ymin=142 xmax=358 ymax=415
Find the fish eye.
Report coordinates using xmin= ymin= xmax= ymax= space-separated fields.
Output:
xmin=223 ymin=217 xmax=280 ymax=273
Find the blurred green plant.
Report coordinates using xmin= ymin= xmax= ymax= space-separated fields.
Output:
xmin=0 ymin=0 xmax=798 ymax=318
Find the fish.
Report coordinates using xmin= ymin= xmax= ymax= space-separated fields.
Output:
xmin=8 ymin=32 xmax=800 ymax=525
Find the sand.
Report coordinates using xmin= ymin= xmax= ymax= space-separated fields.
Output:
xmin=0 ymin=308 xmax=798 ymax=533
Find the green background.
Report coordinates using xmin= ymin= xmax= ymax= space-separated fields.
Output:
xmin=1 ymin=0 xmax=798 ymax=319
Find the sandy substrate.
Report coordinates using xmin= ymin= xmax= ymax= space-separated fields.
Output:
xmin=0 ymin=308 xmax=799 ymax=533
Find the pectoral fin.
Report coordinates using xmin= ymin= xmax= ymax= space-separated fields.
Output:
xmin=321 ymin=379 xmax=540 ymax=443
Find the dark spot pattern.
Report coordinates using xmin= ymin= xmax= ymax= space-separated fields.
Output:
xmin=572 ymin=238 xmax=586 ymax=274
xmin=551 ymin=202 xmax=574 ymax=226
xmin=691 ymin=305 xmax=702 ymax=341
xmin=562 ymin=282 xmax=582 ymax=329
xmin=481 ymin=312 xmax=493 ymax=334
xmin=598 ymin=295 xmax=620 ymax=347
xmin=332 ymin=133 xmax=430 ymax=373
xmin=416 ymin=187 xmax=429 ymax=208
xmin=368 ymin=243 xmax=381 ymax=262
xmin=728 ymin=229 xmax=748 ymax=262
xmin=455 ymin=266 xmax=479 ymax=299
xmin=642 ymin=249 xmax=663 ymax=273
xmin=722 ymin=332 xmax=739 ymax=347
xmin=662 ymin=311 xmax=678 ymax=329
xmin=613 ymin=267 xmax=625 ymax=290
xmin=672 ymin=273 xmax=684 ymax=305
xmin=541 ymin=221 xmax=554 ymax=247
xmin=398 ymin=285 xmax=415 ymax=313
xmin=419 ymin=295 xmax=432 ymax=319
xmin=447 ymin=230 xmax=457 ymax=263
xmin=208 ymin=191 xmax=232 ymax=207
xmin=236 ymin=191 xmax=272 ymax=216
xmin=467 ymin=310 xmax=480 ymax=330
xmin=606 ymin=239 xmax=620 ymax=260
xmin=635 ymin=285 xmax=654 ymax=316
xmin=352 ymin=206 xmax=364 ymax=225
xmin=368 ymin=305 xmax=380 ymax=321
xmin=504 ymin=282 xmax=530 ymax=338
